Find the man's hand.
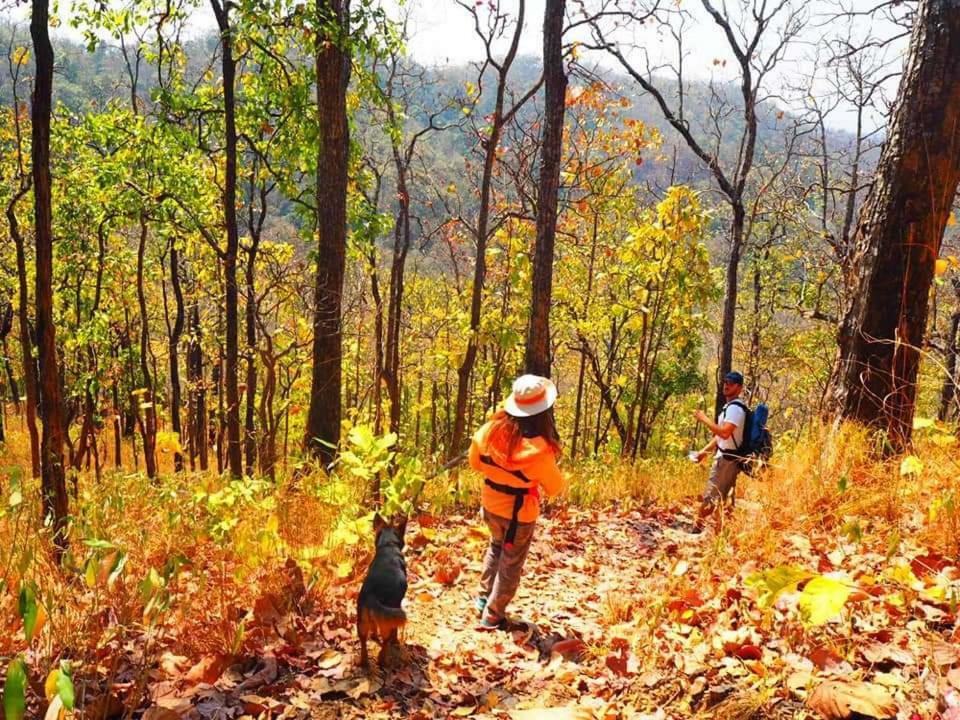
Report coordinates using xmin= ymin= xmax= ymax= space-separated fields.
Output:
xmin=693 ymin=409 xmax=710 ymax=424
xmin=695 ymin=450 xmax=707 ymax=464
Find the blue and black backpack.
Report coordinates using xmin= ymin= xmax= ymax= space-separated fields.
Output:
xmin=725 ymin=399 xmax=773 ymax=475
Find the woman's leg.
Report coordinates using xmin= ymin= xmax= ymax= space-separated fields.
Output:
xmin=479 ymin=509 xmax=506 ymax=599
xmin=483 ymin=519 xmax=535 ymax=621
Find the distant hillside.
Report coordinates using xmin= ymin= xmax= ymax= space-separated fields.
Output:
xmin=0 ymin=25 xmax=870 ymax=247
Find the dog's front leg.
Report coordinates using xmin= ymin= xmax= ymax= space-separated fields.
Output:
xmin=359 ymin=636 xmax=370 ymax=671
xmin=379 ymin=628 xmax=401 ymax=668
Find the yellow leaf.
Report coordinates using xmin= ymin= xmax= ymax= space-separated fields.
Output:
xmin=935 ymin=258 xmax=949 ymax=276
xmin=12 ymin=47 xmax=29 ymax=66
xmin=899 ymin=455 xmax=923 ymax=476
xmin=798 ymin=576 xmax=853 ymax=625
xmin=948 ymin=211 xmax=956 ymax=227
xmin=931 ymin=433 xmax=956 ymax=447
xmin=912 ymin=416 xmax=934 ymax=430
xmin=44 ymin=670 xmax=60 ymax=702
xmin=887 ymin=563 xmax=921 ymax=589
xmin=335 ymin=560 xmax=354 ymax=578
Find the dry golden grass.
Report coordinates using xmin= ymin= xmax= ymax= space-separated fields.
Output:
xmin=0 ymin=413 xmax=957 ymax=712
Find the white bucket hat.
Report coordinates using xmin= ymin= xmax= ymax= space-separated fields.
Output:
xmin=504 ymin=374 xmax=557 ymax=417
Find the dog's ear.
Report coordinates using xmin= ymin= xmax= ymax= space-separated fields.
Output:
xmin=394 ymin=515 xmax=408 ymax=538
xmin=373 ymin=513 xmax=386 ymax=534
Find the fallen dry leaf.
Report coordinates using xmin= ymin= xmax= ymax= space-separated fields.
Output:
xmin=509 ymin=706 xmax=596 ymax=720
xmin=930 ymin=639 xmax=960 ymax=667
xmin=184 ymin=654 xmax=234 ymax=684
xmin=141 ymin=708 xmax=182 ymax=720
xmin=551 ymin=638 xmax=587 ymax=661
xmin=807 ymin=681 xmax=897 ymax=719
xmin=240 ymin=693 xmax=284 ymax=715
xmin=433 ymin=561 xmax=462 ymax=585
xmin=235 ymin=655 xmax=279 ymax=692
xmin=809 ymin=645 xmax=844 ymax=671
xmin=315 ymin=648 xmax=343 ymax=670
xmin=861 ymin=642 xmax=914 ymax=666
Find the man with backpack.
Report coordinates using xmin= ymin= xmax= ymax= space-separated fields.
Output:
xmin=692 ymin=370 xmax=749 ymax=514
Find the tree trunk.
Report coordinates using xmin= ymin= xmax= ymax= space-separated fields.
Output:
xmin=31 ymin=0 xmax=69 ymax=547
xmin=829 ymin=0 xmax=960 ymax=448
xmin=188 ymin=304 xmax=208 ymax=471
xmin=938 ymin=301 xmax=960 ymax=421
xmin=384 ymin=165 xmax=410 ymax=438
xmin=525 ymin=0 xmax=566 ymax=377
xmin=211 ymin=0 xmax=243 ymax=477
xmin=571 ymin=213 xmax=600 ymax=457
xmin=715 ymin=203 xmax=744 ymax=416
xmin=135 ymin=215 xmax=158 ymax=479
xmin=7 ymin=189 xmax=41 ymax=478
xmin=450 ymin=1 xmax=530 ymax=461
xmin=450 ymin=112 xmax=503 ymax=459
xmin=305 ymin=0 xmax=350 ymax=464
xmin=168 ymin=238 xmax=185 ymax=472
xmin=369 ymin=251 xmax=385 ymax=434
xmin=111 ymin=374 xmax=121 ymax=468
xmin=243 ymin=241 xmax=258 ymax=475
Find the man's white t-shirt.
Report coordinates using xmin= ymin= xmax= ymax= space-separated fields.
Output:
xmin=715 ymin=400 xmax=746 ymax=454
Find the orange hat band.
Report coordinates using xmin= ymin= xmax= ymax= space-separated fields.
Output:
xmin=514 ymin=388 xmax=547 ymax=406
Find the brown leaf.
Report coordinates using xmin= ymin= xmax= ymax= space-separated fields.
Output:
xmin=184 ymin=654 xmax=234 ymax=684
xmin=509 ymin=707 xmax=595 ymax=720
xmin=433 ymin=561 xmax=462 ymax=585
xmin=235 ymin=655 xmax=278 ymax=693
xmin=809 ymin=645 xmax=844 ymax=671
xmin=948 ymin=667 xmax=960 ymax=690
xmin=315 ymin=648 xmax=344 ymax=673
xmin=807 ymin=681 xmax=897 ymax=719
xmin=240 ymin=694 xmax=284 ymax=715
xmin=910 ymin=553 xmax=951 ymax=578
xmin=861 ymin=643 xmax=914 ymax=666
xmin=605 ymin=649 xmax=629 ymax=677
xmin=142 ymin=708 xmax=183 ymax=720
xmin=737 ymin=644 xmax=764 ymax=661
xmin=930 ymin=639 xmax=960 ymax=667
xmin=159 ymin=652 xmax=189 ymax=676
xmin=84 ymin=693 xmax=125 ymax=720
xmin=550 ymin=638 xmax=587 ymax=661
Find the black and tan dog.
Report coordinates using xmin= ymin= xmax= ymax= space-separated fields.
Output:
xmin=357 ymin=513 xmax=408 ymax=672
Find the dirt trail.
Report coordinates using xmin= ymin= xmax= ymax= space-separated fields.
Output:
xmin=165 ymin=499 xmax=957 ymax=719
xmin=220 ymin=505 xmax=744 ymax=719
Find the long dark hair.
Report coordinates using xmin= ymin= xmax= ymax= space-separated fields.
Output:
xmin=487 ymin=408 xmax=561 ymax=459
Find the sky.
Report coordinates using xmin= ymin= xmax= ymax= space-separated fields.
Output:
xmin=1 ymin=0 xmax=908 ymax=132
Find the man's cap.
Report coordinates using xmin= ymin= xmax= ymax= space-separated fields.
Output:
xmin=723 ymin=371 xmax=744 ymax=385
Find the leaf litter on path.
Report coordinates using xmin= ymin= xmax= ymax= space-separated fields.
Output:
xmin=122 ymin=502 xmax=960 ymax=719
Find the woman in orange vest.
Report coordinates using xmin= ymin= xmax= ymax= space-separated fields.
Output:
xmin=469 ymin=374 xmax=566 ymax=630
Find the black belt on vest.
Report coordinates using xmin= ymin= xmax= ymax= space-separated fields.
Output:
xmin=479 ymin=454 xmax=532 ymax=549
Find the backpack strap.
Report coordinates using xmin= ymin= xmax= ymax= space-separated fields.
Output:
xmin=722 ymin=399 xmax=749 ymax=456
xmin=478 ymin=454 xmax=533 ymax=549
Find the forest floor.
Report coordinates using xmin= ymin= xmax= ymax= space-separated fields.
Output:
xmin=144 ymin=484 xmax=960 ymax=720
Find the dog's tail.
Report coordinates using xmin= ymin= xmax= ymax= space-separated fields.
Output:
xmin=363 ymin=596 xmax=406 ymax=621
xmin=358 ymin=596 xmax=407 ymax=640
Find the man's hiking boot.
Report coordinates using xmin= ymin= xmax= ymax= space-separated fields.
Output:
xmin=474 ymin=596 xmax=488 ymax=617
xmin=476 ymin=612 xmax=508 ymax=631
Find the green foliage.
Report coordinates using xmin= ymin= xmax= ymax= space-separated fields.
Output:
xmin=55 ymin=661 xmax=75 ymax=711
xmin=17 ymin=582 xmax=38 ymax=642
xmin=3 ymin=656 xmax=26 ymax=720
xmin=337 ymin=424 xmax=425 ymax=518
xmin=192 ymin=477 xmax=275 ymax=543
